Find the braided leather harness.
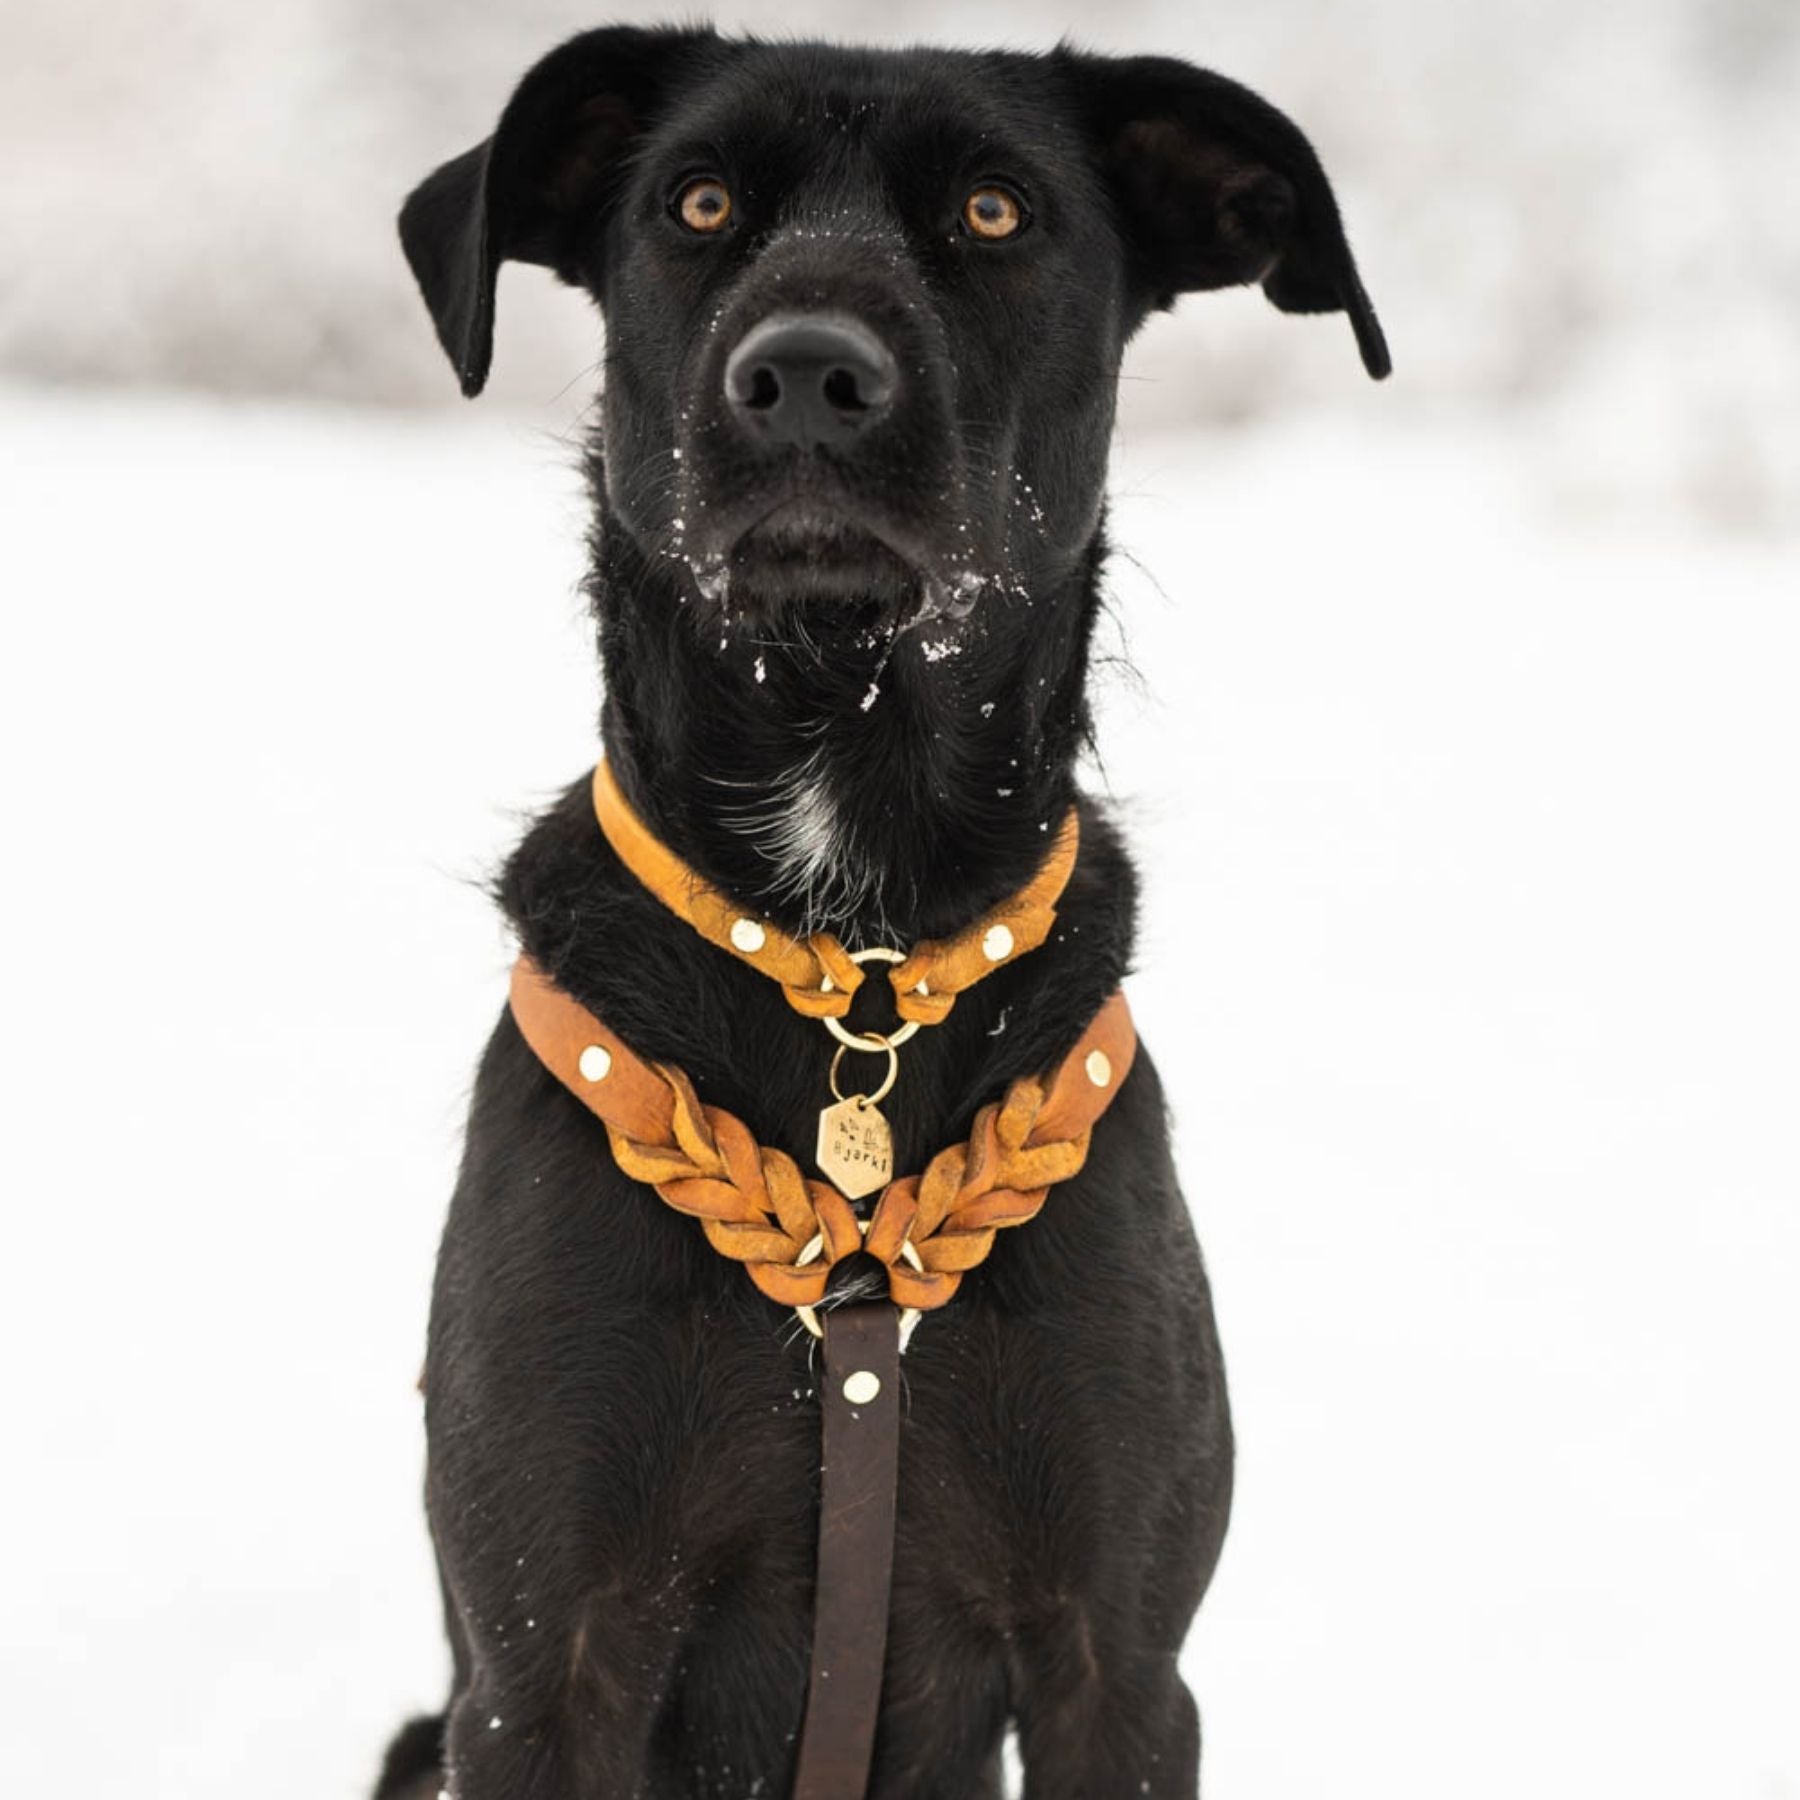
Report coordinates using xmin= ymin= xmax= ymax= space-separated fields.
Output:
xmin=505 ymin=769 xmax=1138 ymax=1798
xmin=510 ymin=958 xmax=1136 ymax=1316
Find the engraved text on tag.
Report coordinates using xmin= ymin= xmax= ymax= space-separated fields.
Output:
xmin=815 ymin=1096 xmax=894 ymax=1200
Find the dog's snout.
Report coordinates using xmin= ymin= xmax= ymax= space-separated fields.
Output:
xmin=724 ymin=313 xmax=898 ymax=450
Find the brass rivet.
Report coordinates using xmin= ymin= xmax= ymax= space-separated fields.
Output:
xmin=578 ymin=1044 xmax=613 ymax=1083
xmin=1085 ymin=1049 xmax=1112 ymax=1088
xmin=843 ymin=1370 xmax=881 ymax=1405
xmin=982 ymin=924 xmax=1014 ymax=962
xmin=730 ymin=917 xmax=767 ymax=953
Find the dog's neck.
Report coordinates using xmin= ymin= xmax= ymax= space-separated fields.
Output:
xmin=588 ymin=512 xmax=1107 ymax=947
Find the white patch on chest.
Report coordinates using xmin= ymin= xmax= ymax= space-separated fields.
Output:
xmin=721 ymin=750 xmax=882 ymax=934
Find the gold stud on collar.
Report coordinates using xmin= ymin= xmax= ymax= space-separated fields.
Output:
xmin=982 ymin=923 xmax=1014 ymax=962
xmin=730 ymin=917 xmax=767 ymax=954
xmin=842 ymin=1370 xmax=882 ymax=1405
xmin=1084 ymin=1048 xmax=1112 ymax=1088
xmin=578 ymin=1044 xmax=613 ymax=1083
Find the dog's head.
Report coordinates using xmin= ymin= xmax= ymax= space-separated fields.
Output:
xmin=401 ymin=28 xmax=1386 ymax=626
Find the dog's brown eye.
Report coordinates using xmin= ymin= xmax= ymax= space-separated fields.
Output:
xmin=676 ymin=178 xmax=733 ymax=234
xmin=963 ymin=184 xmax=1025 ymax=241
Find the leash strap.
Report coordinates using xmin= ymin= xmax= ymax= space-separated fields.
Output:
xmin=794 ymin=1301 xmax=904 ymax=1800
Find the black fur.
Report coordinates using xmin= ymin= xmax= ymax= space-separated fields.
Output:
xmin=386 ymin=26 xmax=1385 ymax=1799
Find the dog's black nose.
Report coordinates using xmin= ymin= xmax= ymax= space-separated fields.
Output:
xmin=724 ymin=313 xmax=898 ymax=450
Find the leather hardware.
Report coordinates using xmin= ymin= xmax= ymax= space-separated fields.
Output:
xmin=793 ymin=1222 xmax=924 ymax=1349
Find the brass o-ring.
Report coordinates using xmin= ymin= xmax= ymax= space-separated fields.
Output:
xmin=822 ymin=946 xmax=923 ymax=1051
xmin=793 ymin=1224 xmax=926 ymax=1349
xmin=828 ymin=1036 xmax=899 ymax=1108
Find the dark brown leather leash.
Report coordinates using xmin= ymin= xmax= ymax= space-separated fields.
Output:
xmin=792 ymin=1300 xmax=904 ymax=1800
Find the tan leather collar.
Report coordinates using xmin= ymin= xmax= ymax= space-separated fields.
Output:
xmin=592 ymin=761 xmax=1080 ymax=1026
xmin=509 ymin=954 xmax=1136 ymax=1315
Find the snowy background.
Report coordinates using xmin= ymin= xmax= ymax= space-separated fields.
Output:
xmin=2 ymin=0 xmax=1796 ymax=1795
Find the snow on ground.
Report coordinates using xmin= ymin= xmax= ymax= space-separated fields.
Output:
xmin=1 ymin=383 xmax=1795 ymax=1797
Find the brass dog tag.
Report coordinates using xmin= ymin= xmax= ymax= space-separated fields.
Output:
xmin=816 ymin=1096 xmax=894 ymax=1200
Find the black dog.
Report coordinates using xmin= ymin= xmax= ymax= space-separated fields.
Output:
xmin=379 ymin=26 xmax=1385 ymax=1800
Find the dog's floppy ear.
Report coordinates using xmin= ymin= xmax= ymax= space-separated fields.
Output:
xmin=1062 ymin=51 xmax=1390 ymax=379
xmin=399 ymin=25 xmax=716 ymax=397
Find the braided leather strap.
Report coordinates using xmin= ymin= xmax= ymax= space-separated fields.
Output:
xmin=509 ymin=958 xmax=1135 ymax=1314
xmin=607 ymin=1063 xmax=858 ymax=1307
xmin=591 ymin=762 xmax=1079 ymax=1026
xmin=857 ymin=1070 xmax=1096 ymax=1309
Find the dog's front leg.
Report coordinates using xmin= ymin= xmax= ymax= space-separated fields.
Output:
xmin=439 ymin=1692 xmax=581 ymax=1800
xmin=437 ymin=1584 xmax=677 ymax=1800
xmin=439 ymin=1681 xmax=660 ymax=1800
xmin=1013 ymin=1641 xmax=1200 ymax=1800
